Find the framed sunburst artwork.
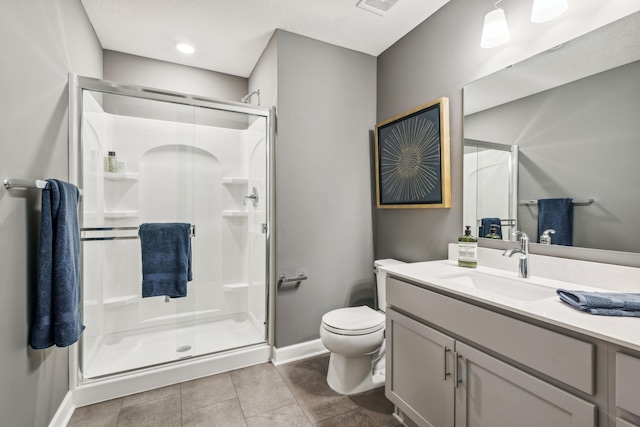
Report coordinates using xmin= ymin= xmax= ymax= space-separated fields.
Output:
xmin=374 ymin=97 xmax=451 ymax=209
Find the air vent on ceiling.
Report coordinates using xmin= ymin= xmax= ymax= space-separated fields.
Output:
xmin=356 ymin=0 xmax=399 ymax=16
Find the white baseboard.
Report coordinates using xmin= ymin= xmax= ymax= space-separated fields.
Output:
xmin=272 ymin=339 xmax=328 ymax=366
xmin=48 ymin=391 xmax=75 ymax=427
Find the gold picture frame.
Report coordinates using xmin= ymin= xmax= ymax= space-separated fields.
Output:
xmin=374 ymin=97 xmax=451 ymax=209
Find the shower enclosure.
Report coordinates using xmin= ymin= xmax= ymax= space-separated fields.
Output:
xmin=69 ymin=75 xmax=274 ymax=384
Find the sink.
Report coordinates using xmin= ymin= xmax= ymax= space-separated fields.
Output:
xmin=441 ymin=271 xmax=558 ymax=301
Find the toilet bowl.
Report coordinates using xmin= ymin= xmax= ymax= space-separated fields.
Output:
xmin=319 ymin=259 xmax=404 ymax=395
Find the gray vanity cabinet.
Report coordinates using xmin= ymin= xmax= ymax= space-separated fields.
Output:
xmin=386 ymin=276 xmax=598 ymax=427
xmin=386 ymin=308 xmax=455 ymax=427
xmin=615 ymin=353 xmax=640 ymax=426
xmin=455 ymin=342 xmax=596 ymax=427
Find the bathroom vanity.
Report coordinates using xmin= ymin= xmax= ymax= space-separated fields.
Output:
xmin=381 ymin=252 xmax=640 ymax=427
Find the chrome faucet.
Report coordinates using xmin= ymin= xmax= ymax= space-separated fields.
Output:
xmin=503 ymin=231 xmax=530 ymax=278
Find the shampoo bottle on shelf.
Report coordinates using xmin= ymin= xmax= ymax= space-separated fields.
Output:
xmin=107 ymin=151 xmax=118 ymax=173
xmin=458 ymin=225 xmax=477 ymax=268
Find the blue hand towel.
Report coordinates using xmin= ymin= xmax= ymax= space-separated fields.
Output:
xmin=31 ymin=179 xmax=85 ymax=349
xmin=479 ymin=217 xmax=502 ymax=238
xmin=139 ymin=223 xmax=192 ymax=298
xmin=557 ymin=289 xmax=640 ymax=317
xmin=537 ymin=198 xmax=573 ymax=246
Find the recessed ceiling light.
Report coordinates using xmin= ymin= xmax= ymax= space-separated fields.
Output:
xmin=175 ymin=43 xmax=195 ymax=54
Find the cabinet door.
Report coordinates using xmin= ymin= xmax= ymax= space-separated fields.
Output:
xmin=386 ymin=309 xmax=455 ymax=427
xmin=617 ymin=418 xmax=640 ymax=427
xmin=455 ymin=342 xmax=596 ymax=427
xmin=616 ymin=352 xmax=640 ymax=418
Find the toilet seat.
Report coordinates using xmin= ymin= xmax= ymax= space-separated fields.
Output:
xmin=321 ymin=306 xmax=385 ymax=336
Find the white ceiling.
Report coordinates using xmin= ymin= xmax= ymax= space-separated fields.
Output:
xmin=81 ymin=0 xmax=450 ymax=78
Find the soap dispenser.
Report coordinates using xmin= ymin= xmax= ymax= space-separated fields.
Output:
xmin=458 ymin=226 xmax=478 ymax=268
xmin=540 ymin=229 xmax=556 ymax=245
xmin=485 ymin=224 xmax=501 ymax=239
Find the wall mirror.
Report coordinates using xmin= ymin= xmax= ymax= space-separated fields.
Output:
xmin=463 ymin=11 xmax=640 ymax=256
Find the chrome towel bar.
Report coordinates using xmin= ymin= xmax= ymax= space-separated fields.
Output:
xmin=4 ymin=176 xmax=83 ymax=195
xmin=519 ymin=198 xmax=594 ymax=205
xmin=4 ymin=177 xmax=48 ymax=190
xmin=80 ymin=225 xmax=196 ymax=241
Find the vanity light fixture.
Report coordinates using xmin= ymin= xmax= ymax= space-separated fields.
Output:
xmin=531 ymin=0 xmax=568 ymax=23
xmin=480 ymin=0 xmax=510 ymax=49
xmin=481 ymin=0 xmax=569 ymax=48
xmin=175 ymin=42 xmax=195 ymax=54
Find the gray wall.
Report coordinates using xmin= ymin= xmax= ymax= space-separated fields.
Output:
xmin=465 ymin=61 xmax=640 ymax=253
xmin=376 ymin=0 xmax=640 ymax=262
xmin=248 ymin=32 xmax=278 ymax=110
xmin=263 ymin=31 xmax=377 ymax=347
xmin=102 ymin=51 xmax=250 ymax=129
xmin=0 ymin=1 xmax=102 ymax=426
xmin=103 ymin=50 xmax=248 ymax=101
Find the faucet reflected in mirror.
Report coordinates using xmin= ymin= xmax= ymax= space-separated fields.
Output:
xmin=503 ymin=231 xmax=530 ymax=278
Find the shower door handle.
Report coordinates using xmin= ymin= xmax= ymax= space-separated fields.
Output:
xmin=243 ymin=187 xmax=259 ymax=208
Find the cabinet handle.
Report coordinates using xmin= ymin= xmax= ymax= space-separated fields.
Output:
xmin=454 ymin=351 xmax=463 ymax=388
xmin=443 ymin=347 xmax=451 ymax=380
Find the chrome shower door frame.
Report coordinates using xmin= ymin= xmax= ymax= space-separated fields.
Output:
xmin=68 ymin=73 xmax=276 ymax=390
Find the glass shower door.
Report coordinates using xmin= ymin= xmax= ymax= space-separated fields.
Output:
xmin=80 ymin=90 xmax=197 ymax=378
xmin=78 ymin=84 xmax=270 ymax=380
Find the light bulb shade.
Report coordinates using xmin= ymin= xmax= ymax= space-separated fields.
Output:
xmin=481 ymin=8 xmax=510 ymax=49
xmin=175 ymin=43 xmax=195 ymax=54
xmin=531 ymin=0 xmax=568 ymax=23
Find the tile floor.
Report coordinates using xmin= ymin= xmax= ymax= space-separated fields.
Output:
xmin=68 ymin=355 xmax=401 ymax=427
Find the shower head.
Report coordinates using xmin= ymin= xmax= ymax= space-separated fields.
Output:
xmin=241 ymin=89 xmax=261 ymax=105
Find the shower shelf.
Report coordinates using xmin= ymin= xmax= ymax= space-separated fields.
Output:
xmin=83 ymin=210 xmax=139 ymax=220
xmin=104 ymin=294 xmax=138 ymax=308
xmin=223 ymin=283 xmax=249 ymax=291
xmin=104 ymin=210 xmax=139 ymax=219
xmin=221 ymin=177 xmax=248 ymax=185
xmin=104 ymin=172 xmax=139 ymax=181
xmin=85 ymin=171 xmax=139 ymax=181
xmin=222 ymin=210 xmax=248 ymax=217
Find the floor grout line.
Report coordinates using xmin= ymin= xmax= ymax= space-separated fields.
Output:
xmin=273 ymin=358 xmax=316 ymax=426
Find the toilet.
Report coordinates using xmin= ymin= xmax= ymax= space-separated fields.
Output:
xmin=319 ymin=259 xmax=404 ymax=395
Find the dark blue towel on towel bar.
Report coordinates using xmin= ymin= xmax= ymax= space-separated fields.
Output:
xmin=31 ymin=179 xmax=85 ymax=349
xmin=139 ymin=223 xmax=192 ymax=298
xmin=479 ymin=217 xmax=502 ymax=238
xmin=537 ymin=198 xmax=573 ymax=246
xmin=557 ymin=289 xmax=640 ymax=317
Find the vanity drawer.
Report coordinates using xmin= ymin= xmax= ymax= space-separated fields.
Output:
xmin=616 ymin=352 xmax=640 ymax=417
xmin=387 ymin=276 xmax=595 ymax=395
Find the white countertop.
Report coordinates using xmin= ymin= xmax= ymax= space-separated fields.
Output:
xmin=380 ymin=259 xmax=640 ymax=353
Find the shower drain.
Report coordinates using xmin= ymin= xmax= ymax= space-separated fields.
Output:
xmin=176 ymin=345 xmax=192 ymax=353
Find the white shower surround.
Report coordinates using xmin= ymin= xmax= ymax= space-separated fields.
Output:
xmin=80 ymin=92 xmax=268 ymax=379
xmin=463 ymin=147 xmax=512 ymax=237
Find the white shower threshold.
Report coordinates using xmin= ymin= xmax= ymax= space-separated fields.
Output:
xmin=73 ymin=342 xmax=271 ymax=407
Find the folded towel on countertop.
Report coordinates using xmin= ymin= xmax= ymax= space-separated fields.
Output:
xmin=579 ymin=308 xmax=640 ymax=317
xmin=31 ymin=179 xmax=85 ymax=349
xmin=139 ymin=223 xmax=192 ymax=298
xmin=537 ymin=198 xmax=573 ymax=246
xmin=557 ymin=289 xmax=640 ymax=317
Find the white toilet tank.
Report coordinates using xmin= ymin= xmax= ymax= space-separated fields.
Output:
xmin=374 ymin=259 xmax=405 ymax=311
